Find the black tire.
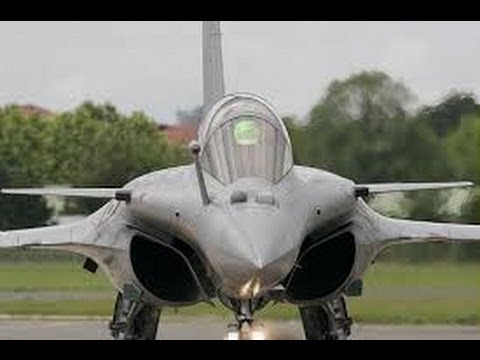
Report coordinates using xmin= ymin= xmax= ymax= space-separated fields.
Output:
xmin=129 ymin=305 xmax=162 ymax=340
xmin=109 ymin=292 xmax=161 ymax=340
xmin=299 ymin=297 xmax=352 ymax=340
xmin=299 ymin=304 xmax=337 ymax=340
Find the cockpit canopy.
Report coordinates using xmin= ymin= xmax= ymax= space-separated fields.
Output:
xmin=199 ymin=94 xmax=293 ymax=185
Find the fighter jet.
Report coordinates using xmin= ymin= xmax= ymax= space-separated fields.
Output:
xmin=1 ymin=21 xmax=479 ymax=340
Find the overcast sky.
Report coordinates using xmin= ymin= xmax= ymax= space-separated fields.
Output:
xmin=1 ymin=21 xmax=479 ymax=123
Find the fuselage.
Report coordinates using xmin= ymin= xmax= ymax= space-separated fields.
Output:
xmin=124 ymin=164 xmax=356 ymax=301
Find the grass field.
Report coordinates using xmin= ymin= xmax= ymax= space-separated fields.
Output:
xmin=0 ymin=261 xmax=111 ymax=292
xmin=0 ymin=261 xmax=478 ymax=324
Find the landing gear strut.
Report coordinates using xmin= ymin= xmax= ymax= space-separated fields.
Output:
xmin=224 ymin=299 xmax=266 ymax=340
xmin=109 ymin=292 xmax=161 ymax=340
xmin=299 ymin=296 xmax=352 ymax=340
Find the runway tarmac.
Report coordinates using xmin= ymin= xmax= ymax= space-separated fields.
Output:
xmin=0 ymin=317 xmax=478 ymax=339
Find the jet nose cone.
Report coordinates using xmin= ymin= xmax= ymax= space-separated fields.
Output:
xmin=215 ymin=254 xmax=288 ymax=299
xmin=203 ymin=213 xmax=299 ymax=299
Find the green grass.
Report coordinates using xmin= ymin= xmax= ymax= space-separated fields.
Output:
xmin=0 ymin=261 xmax=478 ymax=324
xmin=0 ymin=299 xmax=114 ymax=316
xmin=348 ymin=262 xmax=480 ymax=324
xmin=0 ymin=261 xmax=111 ymax=292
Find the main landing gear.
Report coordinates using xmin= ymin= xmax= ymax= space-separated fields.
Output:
xmin=299 ymin=296 xmax=352 ymax=340
xmin=109 ymin=292 xmax=161 ymax=340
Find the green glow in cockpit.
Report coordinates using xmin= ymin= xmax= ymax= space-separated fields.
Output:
xmin=233 ymin=118 xmax=260 ymax=146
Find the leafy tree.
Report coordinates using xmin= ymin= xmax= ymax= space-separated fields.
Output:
xmin=0 ymin=106 xmax=52 ymax=230
xmin=310 ymin=71 xmax=415 ymax=131
xmin=446 ymin=116 xmax=480 ymax=222
xmin=0 ymin=102 xmax=190 ymax=230
xmin=443 ymin=115 xmax=480 ymax=261
xmin=297 ymin=71 xmax=447 ymax=184
xmin=48 ymin=102 xmax=190 ymax=213
xmin=418 ymin=92 xmax=480 ymax=137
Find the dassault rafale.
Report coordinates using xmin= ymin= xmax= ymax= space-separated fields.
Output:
xmin=1 ymin=21 xmax=479 ymax=340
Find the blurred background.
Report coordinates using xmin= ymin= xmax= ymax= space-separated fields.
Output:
xmin=0 ymin=21 xmax=479 ymax=324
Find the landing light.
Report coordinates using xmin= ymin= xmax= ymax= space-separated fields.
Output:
xmin=240 ymin=278 xmax=261 ymax=298
xmin=249 ymin=329 xmax=266 ymax=340
xmin=224 ymin=328 xmax=267 ymax=340
xmin=225 ymin=331 xmax=240 ymax=341
xmin=240 ymin=279 xmax=254 ymax=297
xmin=252 ymin=281 xmax=261 ymax=297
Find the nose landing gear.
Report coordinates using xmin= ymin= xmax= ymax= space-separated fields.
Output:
xmin=225 ymin=322 xmax=266 ymax=340
xmin=224 ymin=299 xmax=267 ymax=340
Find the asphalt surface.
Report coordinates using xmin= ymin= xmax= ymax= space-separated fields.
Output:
xmin=0 ymin=317 xmax=478 ymax=340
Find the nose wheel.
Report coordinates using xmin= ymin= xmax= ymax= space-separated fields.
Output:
xmin=225 ymin=322 xmax=266 ymax=340
xmin=224 ymin=300 xmax=266 ymax=340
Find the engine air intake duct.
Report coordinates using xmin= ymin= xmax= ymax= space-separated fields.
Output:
xmin=285 ymin=232 xmax=356 ymax=303
xmin=130 ymin=234 xmax=205 ymax=303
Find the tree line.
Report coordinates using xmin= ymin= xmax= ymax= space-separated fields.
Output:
xmin=0 ymin=102 xmax=190 ymax=230
xmin=1 ymin=70 xmax=480 ymax=261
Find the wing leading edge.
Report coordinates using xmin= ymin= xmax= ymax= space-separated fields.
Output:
xmin=354 ymin=199 xmax=480 ymax=251
xmin=0 ymin=221 xmax=93 ymax=249
xmin=355 ymin=181 xmax=473 ymax=196
xmin=1 ymin=188 xmax=131 ymax=202
xmin=0 ymin=204 xmax=129 ymax=267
